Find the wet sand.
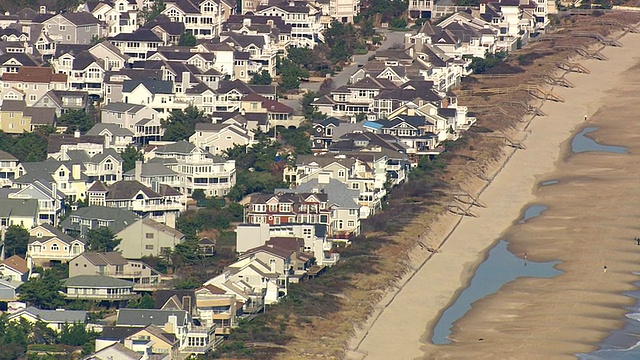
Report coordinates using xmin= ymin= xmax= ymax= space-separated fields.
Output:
xmin=349 ymin=31 xmax=640 ymax=360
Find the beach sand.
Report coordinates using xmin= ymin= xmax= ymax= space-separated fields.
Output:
xmin=348 ymin=31 xmax=640 ymax=360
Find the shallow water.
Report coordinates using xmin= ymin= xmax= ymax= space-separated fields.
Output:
xmin=540 ymin=180 xmax=559 ymax=186
xmin=572 ymin=127 xmax=627 ymax=154
xmin=577 ymin=284 xmax=640 ymax=359
xmin=518 ymin=205 xmax=548 ymax=224
xmin=431 ymin=239 xmax=562 ymax=345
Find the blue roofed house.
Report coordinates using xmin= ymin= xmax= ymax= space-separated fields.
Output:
xmin=63 ymin=275 xmax=138 ymax=301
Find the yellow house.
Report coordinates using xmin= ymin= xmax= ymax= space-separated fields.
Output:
xmin=126 ymin=324 xmax=179 ymax=357
xmin=27 ymin=223 xmax=85 ymax=268
xmin=0 ymin=100 xmax=57 ymax=134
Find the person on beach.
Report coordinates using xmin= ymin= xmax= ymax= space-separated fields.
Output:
xmin=584 ymin=115 xmax=587 ymax=121
xmin=604 ymin=265 xmax=608 ymax=273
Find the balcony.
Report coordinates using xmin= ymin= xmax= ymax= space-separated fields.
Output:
xmin=63 ymin=291 xmax=139 ymax=301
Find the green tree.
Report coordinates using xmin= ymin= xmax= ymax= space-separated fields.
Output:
xmin=287 ymin=47 xmax=314 ymax=70
xmin=0 ymin=128 xmax=55 ymax=162
xmin=128 ymin=293 xmax=155 ymax=309
xmin=390 ymin=17 xmax=407 ymax=29
xmin=141 ymin=0 xmax=166 ymax=24
xmin=161 ymin=105 xmax=209 ymax=141
xmin=58 ymin=323 xmax=97 ymax=346
xmin=251 ymin=70 xmax=273 ymax=85
xmin=120 ymin=144 xmax=143 ymax=173
xmin=278 ymin=125 xmax=312 ymax=155
xmin=323 ymin=21 xmax=360 ymax=63
xmin=278 ymin=59 xmax=309 ymax=91
xmin=4 ymin=225 xmax=29 ymax=258
xmin=178 ymin=31 xmax=197 ymax=46
xmin=192 ymin=189 xmax=206 ymax=202
xmin=300 ymin=92 xmax=326 ymax=121
xmin=86 ymin=227 xmax=121 ymax=252
xmin=58 ymin=110 xmax=95 ymax=134
xmin=360 ymin=19 xmax=375 ymax=37
xmin=18 ymin=271 xmax=65 ymax=309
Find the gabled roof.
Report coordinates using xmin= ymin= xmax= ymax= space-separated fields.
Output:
xmin=86 ymin=123 xmax=134 ymax=137
xmin=105 ymin=180 xmax=163 ymax=200
xmin=111 ymin=28 xmax=162 ymax=42
xmin=1 ymin=255 xmax=28 ymax=274
xmin=60 ymin=206 xmax=139 ymax=234
xmin=122 ymin=79 xmax=173 ymax=94
xmin=0 ymin=149 xmax=17 ymax=161
xmin=102 ymin=102 xmax=147 ymax=114
xmin=0 ymin=198 xmax=38 ymax=218
xmin=90 ymin=342 xmax=143 ymax=360
xmin=14 ymin=306 xmax=87 ymax=323
xmin=78 ymin=252 xmax=129 ymax=266
xmin=116 ymin=308 xmax=189 ymax=327
xmin=124 ymin=162 xmax=178 ymax=177
xmin=155 ymin=140 xmax=197 ymax=155
xmin=29 ymin=223 xmax=79 ymax=245
xmin=60 ymin=12 xmax=101 ymax=26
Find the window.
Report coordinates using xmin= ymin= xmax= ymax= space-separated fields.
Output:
xmin=145 ymin=245 xmax=154 ymax=250
xmin=59 ymin=25 xmax=66 ymax=31
xmin=146 ymin=233 xmax=154 ymax=239
xmin=352 ymin=183 xmax=359 ymax=189
xmin=348 ymin=220 xmax=355 ymax=227
xmin=51 ymin=243 xmax=59 ymax=251
xmin=338 ymin=170 xmax=345 ymax=177
xmin=349 ymin=209 xmax=358 ymax=216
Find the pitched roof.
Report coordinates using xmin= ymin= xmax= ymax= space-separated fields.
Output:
xmin=64 ymin=275 xmax=136 ymax=288
xmin=60 ymin=206 xmax=139 ymax=234
xmin=0 ymin=198 xmax=38 ymax=218
xmin=79 ymin=252 xmax=129 ymax=266
xmin=111 ymin=28 xmax=162 ymax=42
xmin=0 ymin=149 xmax=17 ymax=161
xmin=17 ymin=306 xmax=87 ymax=323
xmin=279 ymin=178 xmax=359 ymax=208
xmin=1 ymin=99 xmax=26 ymax=111
xmin=116 ymin=308 xmax=189 ymax=327
xmin=1 ymin=255 xmax=28 ymax=274
xmin=91 ymin=342 xmax=143 ymax=360
xmin=29 ymin=223 xmax=79 ymax=245
xmin=46 ymin=134 xmax=104 ymax=153
xmin=124 ymin=162 xmax=178 ymax=177
xmin=24 ymin=107 xmax=56 ymax=125
xmin=102 ymin=102 xmax=147 ymax=114
xmin=2 ymin=66 xmax=67 ymax=83
xmin=155 ymin=140 xmax=197 ymax=155
xmin=122 ymin=79 xmax=173 ymax=94
xmin=86 ymin=123 xmax=134 ymax=137
xmin=105 ymin=180 xmax=162 ymax=200
xmin=88 ymin=180 xmax=109 ymax=192
xmin=61 ymin=12 xmax=101 ymax=25
xmin=141 ymin=218 xmax=184 ymax=238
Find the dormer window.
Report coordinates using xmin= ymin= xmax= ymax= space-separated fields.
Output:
xmin=36 ymin=232 xmax=43 ymax=238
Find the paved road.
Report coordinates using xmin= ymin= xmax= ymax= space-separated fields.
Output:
xmin=281 ymin=30 xmax=412 ymax=112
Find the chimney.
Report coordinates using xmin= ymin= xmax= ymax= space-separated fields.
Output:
xmin=39 ymin=5 xmax=46 ymax=14
xmin=74 ymin=130 xmax=80 ymax=138
xmin=135 ymin=160 xmax=142 ymax=181
xmin=181 ymin=72 xmax=190 ymax=94
xmin=72 ymin=164 xmax=81 ymax=180
xmin=270 ymin=259 xmax=276 ymax=273
xmin=242 ymin=18 xmax=251 ymax=27
xmin=124 ymin=338 xmax=133 ymax=349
